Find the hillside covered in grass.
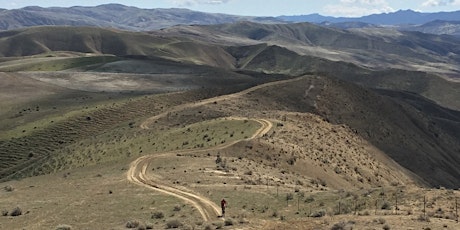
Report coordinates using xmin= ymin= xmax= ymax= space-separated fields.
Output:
xmin=1 ymin=19 xmax=459 ymax=230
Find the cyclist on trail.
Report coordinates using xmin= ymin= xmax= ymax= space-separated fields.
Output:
xmin=221 ymin=198 xmax=227 ymax=217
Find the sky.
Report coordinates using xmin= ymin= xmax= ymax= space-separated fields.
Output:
xmin=2 ymin=0 xmax=460 ymax=17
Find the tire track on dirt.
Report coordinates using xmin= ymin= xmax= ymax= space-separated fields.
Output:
xmin=129 ymin=77 xmax=300 ymax=221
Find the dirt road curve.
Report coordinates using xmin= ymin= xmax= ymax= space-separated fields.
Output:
xmin=127 ymin=118 xmax=272 ymax=221
xmin=128 ymin=78 xmax=299 ymax=221
xmin=140 ymin=77 xmax=304 ymax=129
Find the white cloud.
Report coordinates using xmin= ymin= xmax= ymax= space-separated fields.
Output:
xmin=324 ymin=0 xmax=394 ymax=17
xmin=340 ymin=0 xmax=388 ymax=4
xmin=422 ymin=0 xmax=460 ymax=7
xmin=172 ymin=0 xmax=231 ymax=6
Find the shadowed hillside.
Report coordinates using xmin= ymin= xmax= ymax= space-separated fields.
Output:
xmin=242 ymin=76 xmax=460 ymax=188
xmin=0 ymin=23 xmax=459 ymax=190
xmin=162 ymin=21 xmax=460 ymax=75
xmin=227 ymin=44 xmax=460 ymax=111
xmin=0 ymin=26 xmax=236 ymax=68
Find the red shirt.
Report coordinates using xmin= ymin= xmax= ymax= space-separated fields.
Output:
xmin=221 ymin=199 xmax=227 ymax=207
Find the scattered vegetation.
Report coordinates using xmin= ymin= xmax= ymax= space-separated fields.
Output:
xmin=126 ymin=220 xmax=140 ymax=228
xmin=166 ymin=219 xmax=182 ymax=229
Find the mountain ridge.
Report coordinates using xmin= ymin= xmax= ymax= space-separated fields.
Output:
xmin=279 ymin=10 xmax=460 ymax=36
xmin=0 ymin=4 xmax=282 ymax=31
xmin=2 ymin=4 xmax=460 ymax=37
xmin=279 ymin=9 xmax=460 ymax=25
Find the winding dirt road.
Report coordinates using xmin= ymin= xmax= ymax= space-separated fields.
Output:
xmin=140 ymin=77 xmax=303 ymax=130
xmin=127 ymin=118 xmax=271 ymax=221
xmin=128 ymin=77 xmax=301 ymax=221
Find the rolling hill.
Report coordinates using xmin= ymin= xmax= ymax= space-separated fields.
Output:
xmin=0 ymin=19 xmax=460 ymax=229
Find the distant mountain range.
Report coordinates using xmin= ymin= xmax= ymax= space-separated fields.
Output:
xmin=1 ymin=4 xmax=460 ymax=36
xmin=0 ymin=4 xmax=281 ymax=31
xmin=279 ymin=9 xmax=460 ymax=25
xmin=280 ymin=10 xmax=460 ymax=36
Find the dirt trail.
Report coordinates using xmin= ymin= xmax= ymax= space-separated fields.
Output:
xmin=128 ymin=77 xmax=300 ymax=221
xmin=140 ymin=77 xmax=304 ymax=129
xmin=127 ymin=117 xmax=271 ymax=221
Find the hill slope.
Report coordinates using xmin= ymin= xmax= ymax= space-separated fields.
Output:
xmin=0 ymin=23 xmax=459 ymax=189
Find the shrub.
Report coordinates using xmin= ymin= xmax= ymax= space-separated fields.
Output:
xmin=145 ymin=223 xmax=154 ymax=229
xmin=4 ymin=185 xmax=14 ymax=192
xmin=331 ymin=222 xmax=346 ymax=230
xmin=310 ymin=210 xmax=326 ymax=218
xmin=214 ymin=222 xmax=224 ymax=229
xmin=381 ymin=202 xmax=391 ymax=210
xmin=126 ymin=220 xmax=140 ymax=228
xmin=166 ymin=219 xmax=182 ymax=229
xmin=173 ymin=205 xmax=181 ymax=212
xmin=215 ymin=155 xmax=222 ymax=164
xmin=383 ymin=224 xmax=391 ymax=230
xmin=287 ymin=157 xmax=296 ymax=165
xmin=55 ymin=224 xmax=72 ymax=230
xmin=224 ymin=219 xmax=234 ymax=226
xmin=10 ymin=207 xmax=22 ymax=216
xmin=152 ymin=211 xmax=164 ymax=219
xmin=305 ymin=196 xmax=315 ymax=203
xmin=204 ymin=225 xmax=212 ymax=230
xmin=417 ymin=214 xmax=430 ymax=222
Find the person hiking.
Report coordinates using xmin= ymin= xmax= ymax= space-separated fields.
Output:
xmin=221 ymin=198 xmax=227 ymax=217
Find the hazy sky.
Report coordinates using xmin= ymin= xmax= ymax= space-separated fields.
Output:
xmin=2 ymin=0 xmax=460 ymax=17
